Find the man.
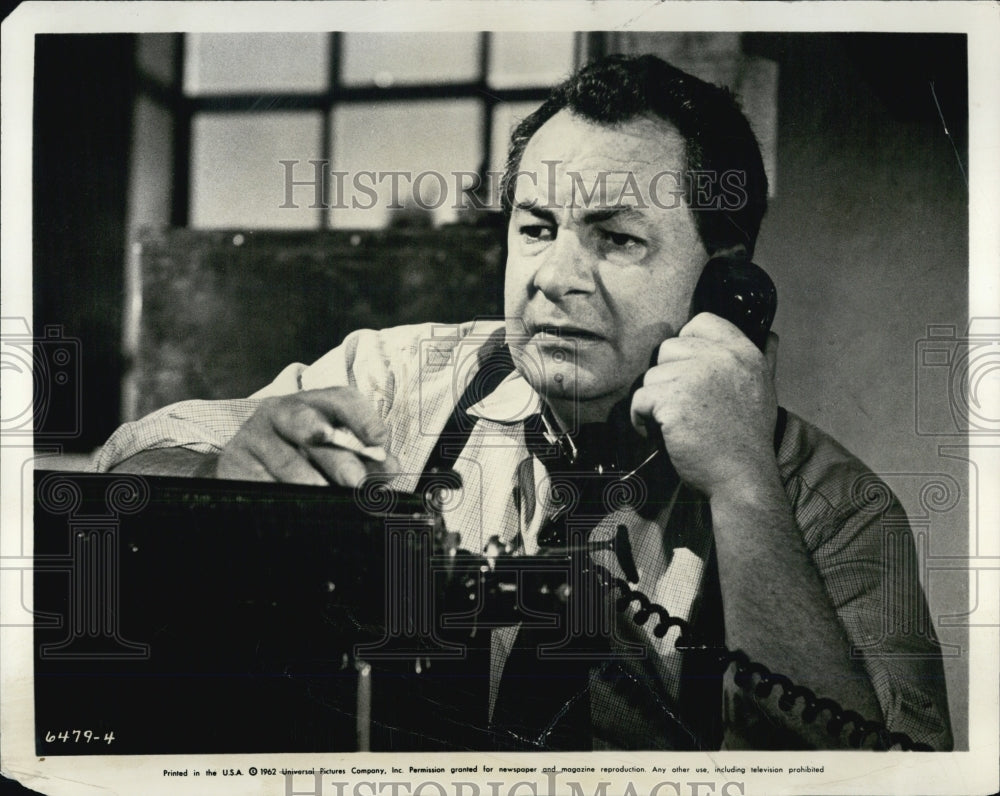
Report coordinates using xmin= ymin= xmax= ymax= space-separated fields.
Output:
xmin=96 ymin=55 xmax=952 ymax=751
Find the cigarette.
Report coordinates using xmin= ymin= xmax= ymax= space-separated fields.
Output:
xmin=313 ymin=426 xmax=388 ymax=463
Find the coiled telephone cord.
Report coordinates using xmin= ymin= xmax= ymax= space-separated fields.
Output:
xmin=608 ymin=575 xmax=932 ymax=751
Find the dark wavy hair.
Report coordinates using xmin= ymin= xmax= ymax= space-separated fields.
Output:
xmin=500 ymin=54 xmax=768 ymax=257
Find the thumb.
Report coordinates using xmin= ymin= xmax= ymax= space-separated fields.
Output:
xmin=764 ymin=331 xmax=779 ymax=379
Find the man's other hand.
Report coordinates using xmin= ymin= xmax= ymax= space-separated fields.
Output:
xmin=217 ymin=387 xmax=400 ymax=487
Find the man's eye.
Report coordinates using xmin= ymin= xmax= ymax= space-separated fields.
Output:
xmin=520 ymin=225 xmax=554 ymax=242
xmin=601 ymin=230 xmax=643 ymax=249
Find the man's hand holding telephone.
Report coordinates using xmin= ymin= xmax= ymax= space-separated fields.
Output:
xmin=630 ymin=256 xmax=780 ymax=502
xmin=631 ymin=311 xmax=779 ymax=499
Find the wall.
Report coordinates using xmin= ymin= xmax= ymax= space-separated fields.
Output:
xmin=749 ymin=34 xmax=969 ymax=747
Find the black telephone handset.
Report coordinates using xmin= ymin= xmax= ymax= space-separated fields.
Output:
xmin=689 ymin=255 xmax=777 ymax=353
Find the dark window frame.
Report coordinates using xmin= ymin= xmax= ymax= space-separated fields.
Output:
xmin=137 ymin=32 xmax=586 ymax=229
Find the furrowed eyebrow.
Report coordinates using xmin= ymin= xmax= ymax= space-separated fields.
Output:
xmin=513 ymin=201 xmax=557 ymax=225
xmin=513 ymin=201 xmax=649 ymax=230
xmin=578 ymin=206 xmax=645 ymax=225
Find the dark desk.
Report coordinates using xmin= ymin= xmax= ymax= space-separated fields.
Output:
xmin=33 ymin=471 xmax=495 ymax=754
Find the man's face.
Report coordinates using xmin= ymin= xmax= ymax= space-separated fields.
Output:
xmin=504 ymin=110 xmax=709 ymax=424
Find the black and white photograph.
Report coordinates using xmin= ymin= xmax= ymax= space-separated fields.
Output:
xmin=1 ymin=2 xmax=997 ymax=795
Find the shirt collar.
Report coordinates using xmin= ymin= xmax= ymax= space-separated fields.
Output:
xmin=465 ymin=368 xmax=542 ymax=424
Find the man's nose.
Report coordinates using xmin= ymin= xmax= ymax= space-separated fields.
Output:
xmin=532 ymin=231 xmax=594 ymax=299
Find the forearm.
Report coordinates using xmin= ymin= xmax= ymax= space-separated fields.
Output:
xmin=710 ymin=470 xmax=884 ymax=745
xmin=109 ymin=448 xmax=219 ymax=478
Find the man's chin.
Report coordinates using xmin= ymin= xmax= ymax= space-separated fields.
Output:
xmin=511 ymin=344 xmax=633 ymax=403
xmin=525 ymin=373 xmax=633 ymax=426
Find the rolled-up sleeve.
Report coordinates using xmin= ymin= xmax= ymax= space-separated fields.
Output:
xmin=768 ymin=414 xmax=954 ymax=750
xmin=93 ymin=361 xmax=313 ymax=472
xmin=805 ymin=484 xmax=953 ymax=749
xmin=92 ymin=398 xmax=265 ymax=471
xmin=91 ymin=323 xmax=445 ymax=473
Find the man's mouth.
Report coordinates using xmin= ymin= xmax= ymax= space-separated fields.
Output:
xmin=532 ymin=324 xmax=605 ymax=343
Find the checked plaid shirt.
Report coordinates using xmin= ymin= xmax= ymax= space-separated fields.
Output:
xmin=95 ymin=319 xmax=952 ymax=750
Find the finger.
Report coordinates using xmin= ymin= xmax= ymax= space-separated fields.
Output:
xmin=245 ymin=430 xmax=330 ymax=486
xmin=629 ymin=385 xmax=661 ymax=437
xmin=308 ymin=426 xmax=387 ymax=462
xmin=216 ymin=446 xmax=276 ymax=482
xmin=642 ymin=363 xmax=685 ymax=387
xmin=651 ymin=335 xmax=703 ymax=365
xmin=306 ymin=446 xmax=374 ymax=488
xmin=266 ymin=395 xmax=389 ymax=461
xmin=266 ymin=398 xmax=342 ymax=449
xmin=764 ymin=331 xmax=779 ymax=379
xmin=317 ymin=448 xmax=403 ymax=487
xmin=299 ymin=388 xmax=389 ymax=447
xmin=679 ymin=311 xmax=753 ymax=347
xmin=379 ymin=450 xmax=403 ymax=473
